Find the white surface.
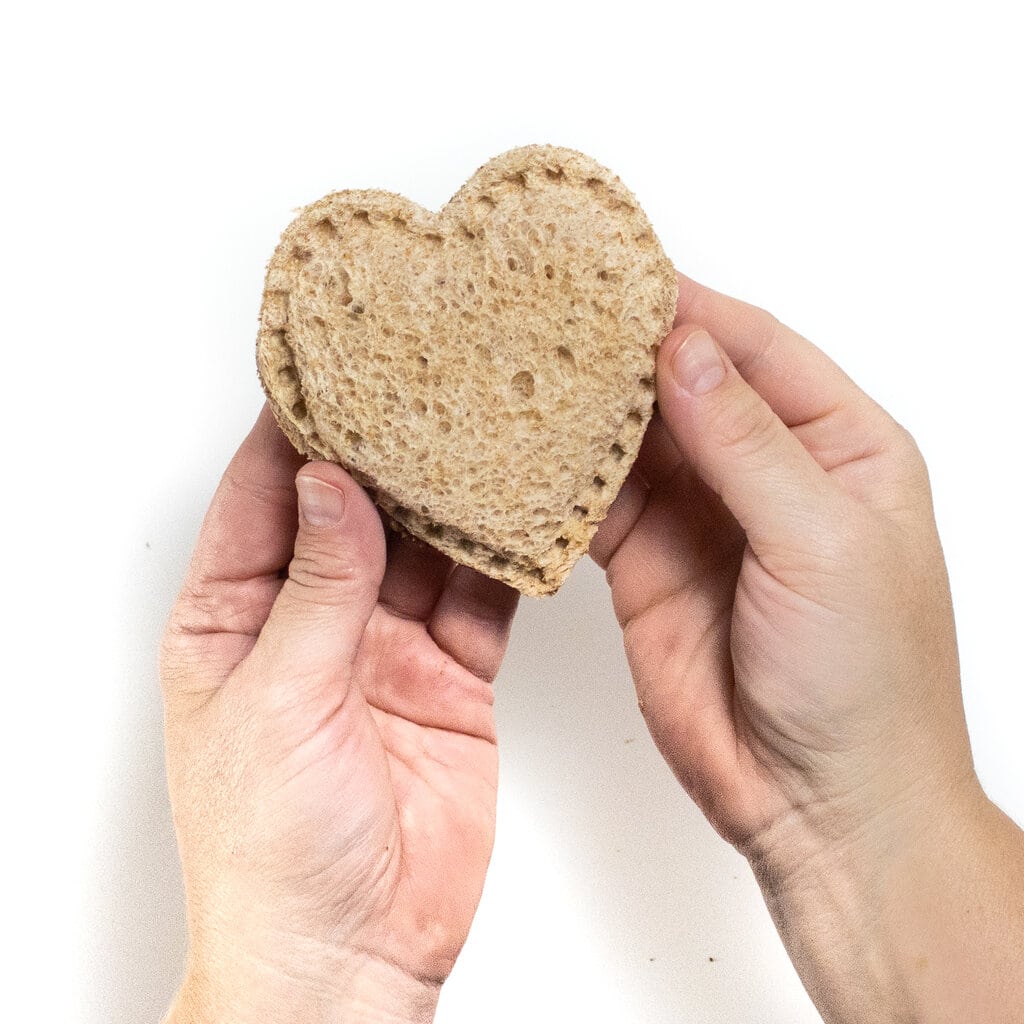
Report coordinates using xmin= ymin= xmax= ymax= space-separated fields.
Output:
xmin=2 ymin=1 xmax=1022 ymax=1021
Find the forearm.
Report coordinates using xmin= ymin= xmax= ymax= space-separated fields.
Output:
xmin=748 ymin=782 xmax=1024 ymax=1023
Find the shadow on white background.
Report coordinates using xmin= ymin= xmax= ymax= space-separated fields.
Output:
xmin=83 ymin=492 xmax=200 ymax=1024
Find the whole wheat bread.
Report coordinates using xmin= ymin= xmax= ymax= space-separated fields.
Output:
xmin=257 ymin=144 xmax=676 ymax=596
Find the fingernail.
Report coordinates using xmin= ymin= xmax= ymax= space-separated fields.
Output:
xmin=296 ymin=476 xmax=346 ymax=526
xmin=672 ymin=330 xmax=727 ymax=396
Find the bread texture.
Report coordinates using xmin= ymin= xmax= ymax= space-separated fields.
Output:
xmin=257 ymin=144 xmax=677 ymax=596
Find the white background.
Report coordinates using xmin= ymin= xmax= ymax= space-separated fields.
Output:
xmin=3 ymin=1 xmax=1022 ymax=1021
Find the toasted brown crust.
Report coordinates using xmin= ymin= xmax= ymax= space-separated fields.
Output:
xmin=257 ymin=144 xmax=677 ymax=596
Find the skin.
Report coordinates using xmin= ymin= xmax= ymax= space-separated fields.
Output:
xmin=161 ymin=409 xmax=518 ymax=1022
xmin=161 ymin=273 xmax=1024 ymax=1023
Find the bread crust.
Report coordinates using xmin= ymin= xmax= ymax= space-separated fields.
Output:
xmin=257 ymin=144 xmax=677 ymax=596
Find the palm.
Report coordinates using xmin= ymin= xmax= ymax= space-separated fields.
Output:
xmin=163 ymin=407 xmax=517 ymax=991
xmin=348 ymin=604 xmax=500 ymax=976
xmin=591 ymin=411 xmax=881 ymax=848
xmin=594 ymin=362 xmax=923 ymax=849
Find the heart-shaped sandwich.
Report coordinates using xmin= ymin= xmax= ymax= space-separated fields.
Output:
xmin=257 ymin=144 xmax=677 ymax=596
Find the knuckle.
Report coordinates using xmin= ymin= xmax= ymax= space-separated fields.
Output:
xmin=892 ymin=421 xmax=926 ymax=467
xmin=709 ymin=388 xmax=780 ymax=462
xmin=285 ymin=546 xmax=369 ymax=604
xmin=745 ymin=307 xmax=785 ymax=369
xmin=158 ymin=626 xmax=190 ymax=689
xmin=887 ymin=420 xmax=933 ymax=495
xmin=166 ymin=579 xmax=250 ymax=636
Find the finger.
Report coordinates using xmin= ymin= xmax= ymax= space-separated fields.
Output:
xmin=657 ymin=327 xmax=840 ymax=560
xmin=378 ymin=531 xmax=454 ymax=621
xmin=674 ymin=272 xmax=893 ymax=461
xmin=170 ymin=405 xmax=304 ymax=639
xmin=427 ymin=566 xmax=519 ymax=683
xmin=600 ymin=465 xmax=743 ymax=629
xmin=589 ymin=468 xmax=650 ymax=571
xmin=633 ymin=413 xmax=685 ymax=489
xmin=253 ymin=462 xmax=386 ymax=689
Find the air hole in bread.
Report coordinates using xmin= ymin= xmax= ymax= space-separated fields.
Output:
xmin=593 ymin=476 xmax=606 ymax=489
xmin=426 ymin=522 xmax=444 ymax=539
xmin=572 ymin=505 xmax=589 ymax=519
xmin=318 ymin=265 xmax=353 ymax=306
xmin=639 ymin=376 xmax=655 ymax=391
xmin=544 ymin=223 xmax=556 ymax=240
xmin=393 ymin=216 xmax=406 ymax=229
xmin=610 ymin=443 xmax=626 ymax=460
xmin=461 ymin=225 xmax=475 ymax=239
xmin=597 ymin=270 xmax=609 ymax=281
xmin=353 ymin=209 xmax=370 ymax=223
xmin=546 ymin=167 xmax=566 ymax=181
xmin=626 ymin=410 xmax=644 ymax=426
xmin=417 ymin=355 xmax=429 ymax=368
xmin=474 ymin=343 xmax=492 ymax=361
xmin=490 ymin=554 xmax=510 ymax=567
xmin=278 ymin=364 xmax=297 ymax=384
xmin=314 ymin=218 xmax=337 ymax=240
xmin=350 ymin=303 xmax=364 ymax=315
xmin=477 ymin=195 xmax=496 ymax=209
xmin=510 ymin=371 xmax=535 ymax=399
xmin=556 ymin=345 xmax=575 ymax=370
xmin=412 ymin=398 xmax=427 ymax=415
xmin=345 ymin=430 xmax=363 ymax=449
xmin=424 ymin=232 xmax=443 ymax=243
xmin=544 ymin=264 xmax=555 ymax=280
xmin=459 ymin=538 xmax=475 ymax=552
xmin=465 ymin=280 xmax=476 ymax=294
xmin=292 ymin=397 xmax=307 ymax=419
xmin=527 ymin=567 xmax=545 ymax=581
xmin=292 ymin=246 xmax=313 ymax=263
xmin=505 ymin=171 xmax=528 ymax=188
xmin=555 ymin=537 xmax=569 ymax=549
xmin=439 ymin=420 xmax=453 ymax=434
xmin=585 ymin=177 xmax=602 ymax=189
xmin=507 ymin=256 xmax=518 ymax=271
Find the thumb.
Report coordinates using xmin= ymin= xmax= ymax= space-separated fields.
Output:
xmin=657 ymin=326 xmax=838 ymax=558
xmin=254 ymin=462 xmax=386 ymax=688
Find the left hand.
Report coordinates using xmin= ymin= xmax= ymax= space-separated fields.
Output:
xmin=160 ymin=406 xmax=518 ymax=1023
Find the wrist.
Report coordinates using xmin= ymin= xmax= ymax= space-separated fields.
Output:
xmin=744 ymin=769 xmax=988 ymax=1022
xmin=165 ymin=944 xmax=440 ymax=1024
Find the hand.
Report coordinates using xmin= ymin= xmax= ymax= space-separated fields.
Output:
xmin=592 ymin=273 xmax=1024 ymax=1021
xmin=160 ymin=407 xmax=518 ymax=1024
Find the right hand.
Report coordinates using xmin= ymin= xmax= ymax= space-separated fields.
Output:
xmin=591 ymin=273 xmax=999 ymax=1017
